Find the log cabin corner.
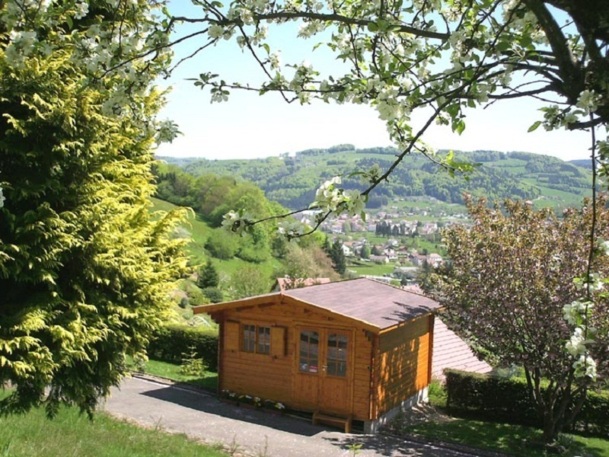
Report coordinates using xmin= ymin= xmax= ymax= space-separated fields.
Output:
xmin=193 ymin=278 xmax=440 ymax=433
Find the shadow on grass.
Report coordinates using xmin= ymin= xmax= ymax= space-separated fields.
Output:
xmin=179 ymin=373 xmax=218 ymax=391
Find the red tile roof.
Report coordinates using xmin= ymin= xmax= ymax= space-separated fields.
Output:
xmin=274 ymin=277 xmax=331 ymax=292
xmin=432 ymin=318 xmax=492 ymax=380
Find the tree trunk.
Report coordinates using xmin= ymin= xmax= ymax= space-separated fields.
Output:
xmin=542 ymin=415 xmax=560 ymax=444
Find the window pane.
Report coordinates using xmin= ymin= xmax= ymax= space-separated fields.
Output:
xmin=326 ymin=333 xmax=347 ymax=377
xmin=242 ymin=324 xmax=255 ymax=352
xmin=257 ymin=326 xmax=270 ymax=354
xmin=299 ymin=330 xmax=319 ymax=373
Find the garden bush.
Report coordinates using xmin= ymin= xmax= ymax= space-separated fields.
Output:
xmin=147 ymin=324 xmax=219 ymax=371
xmin=444 ymin=369 xmax=609 ymax=437
xmin=202 ymin=287 xmax=223 ymax=304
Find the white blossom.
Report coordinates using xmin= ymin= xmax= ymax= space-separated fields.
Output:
xmin=563 ymin=300 xmax=593 ymax=326
xmin=221 ymin=210 xmax=250 ymax=235
xmin=208 ymin=24 xmax=225 ymax=39
xmin=313 ymin=176 xmax=343 ymax=212
xmin=298 ymin=21 xmax=325 ymax=38
xmin=343 ymin=189 xmax=366 ymax=217
xmin=5 ymin=31 xmax=38 ymax=67
xmin=74 ymin=1 xmax=89 ymax=20
xmin=448 ymin=29 xmax=466 ymax=53
xmin=0 ymin=187 xmax=5 ymax=208
xmin=565 ymin=327 xmax=586 ymax=357
xmin=576 ymin=90 xmax=600 ymax=115
xmin=239 ymin=8 xmax=254 ymax=25
xmin=210 ymin=89 xmax=229 ymax=103
xmin=574 ymin=273 xmax=604 ymax=292
xmin=573 ymin=354 xmax=597 ymax=380
xmin=250 ymin=25 xmax=268 ymax=45
xmin=277 ymin=220 xmax=305 ymax=239
xmin=269 ymin=52 xmax=281 ymax=70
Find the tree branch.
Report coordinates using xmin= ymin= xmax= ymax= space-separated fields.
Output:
xmin=177 ymin=10 xmax=450 ymax=40
xmin=522 ymin=0 xmax=582 ymax=101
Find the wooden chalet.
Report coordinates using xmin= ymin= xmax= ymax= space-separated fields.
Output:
xmin=193 ymin=278 xmax=440 ymax=433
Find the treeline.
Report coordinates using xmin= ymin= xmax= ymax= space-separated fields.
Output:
xmin=355 ymin=158 xmax=542 ymax=204
xmin=166 ymin=147 xmax=592 ymax=211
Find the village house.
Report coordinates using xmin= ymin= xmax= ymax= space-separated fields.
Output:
xmin=369 ymin=254 xmax=389 ymax=264
xmin=426 ymin=253 xmax=443 ymax=267
xmin=419 ymin=222 xmax=438 ymax=235
xmin=410 ymin=253 xmax=428 ymax=266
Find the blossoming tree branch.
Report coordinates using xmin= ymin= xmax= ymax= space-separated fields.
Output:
xmin=162 ymin=0 xmax=609 ymax=235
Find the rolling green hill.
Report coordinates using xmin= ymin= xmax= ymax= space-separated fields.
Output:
xmin=159 ymin=147 xmax=592 ymax=212
xmin=150 ymin=197 xmax=281 ymax=277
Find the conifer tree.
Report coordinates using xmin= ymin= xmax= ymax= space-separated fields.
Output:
xmin=0 ymin=0 xmax=184 ymax=416
xmin=197 ymin=261 xmax=220 ymax=289
xmin=329 ymin=240 xmax=347 ymax=275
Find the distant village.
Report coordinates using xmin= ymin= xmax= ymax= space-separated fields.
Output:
xmin=296 ymin=206 xmax=471 ymax=284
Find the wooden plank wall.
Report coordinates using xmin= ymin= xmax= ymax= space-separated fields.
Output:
xmin=373 ymin=316 xmax=432 ymax=417
xmin=218 ymin=301 xmax=374 ymax=421
xmin=352 ymin=328 xmax=374 ymax=420
xmin=221 ymin=304 xmax=294 ymax=403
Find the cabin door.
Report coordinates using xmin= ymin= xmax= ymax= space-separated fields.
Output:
xmin=295 ymin=327 xmax=352 ymax=416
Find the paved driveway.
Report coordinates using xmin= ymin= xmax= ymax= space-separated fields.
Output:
xmin=103 ymin=377 xmax=487 ymax=457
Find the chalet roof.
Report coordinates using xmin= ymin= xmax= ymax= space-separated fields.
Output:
xmin=195 ymin=278 xmax=440 ymax=332
xmin=283 ymin=278 xmax=440 ymax=330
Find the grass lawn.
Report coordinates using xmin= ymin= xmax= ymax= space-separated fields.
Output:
xmin=139 ymin=359 xmax=218 ymax=391
xmin=349 ymin=262 xmax=396 ymax=276
xmin=0 ymin=392 xmax=226 ymax=457
xmin=397 ymin=382 xmax=609 ymax=457
xmin=403 ymin=419 xmax=609 ymax=457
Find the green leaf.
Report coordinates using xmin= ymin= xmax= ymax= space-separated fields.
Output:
xmin=528 ymin=120 xmax=542 ymax=132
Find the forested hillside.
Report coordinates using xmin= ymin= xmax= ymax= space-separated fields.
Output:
xmin=149 ymin=174 xmax=338 ymax=306
xmin=159 ymin=146 xmax=592 ymax=211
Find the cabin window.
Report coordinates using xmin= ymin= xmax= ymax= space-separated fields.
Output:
xmin=299 ymin=330 xmax=319 ymax=373
xmin=326 ymin=333 xmax=348 ymax=377
xmin=257 ymin=326 xmax=270 ymax=354
xmin=242 ymin=324 xmax=271 ymax=354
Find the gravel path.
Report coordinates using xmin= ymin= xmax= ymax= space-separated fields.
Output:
xmin=103 ymin=377 xmax=491 ymax=457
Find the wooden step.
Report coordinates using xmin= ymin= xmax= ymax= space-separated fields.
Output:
xmin=312 ymin=411 xmax=352 ymax=433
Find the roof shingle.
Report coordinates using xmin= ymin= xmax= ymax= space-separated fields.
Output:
xmin=282 ymin=278 xmax=440 ymax=330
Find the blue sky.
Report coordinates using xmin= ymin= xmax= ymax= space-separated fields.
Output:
xmin=156 ymin=3 xmax=591 ymax=162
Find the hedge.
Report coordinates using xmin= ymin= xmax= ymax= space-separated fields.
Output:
xmin=147 ymin=324 xmax=219 ymax=372
xmin=445 ymin=369 xmax=609 ymax=437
